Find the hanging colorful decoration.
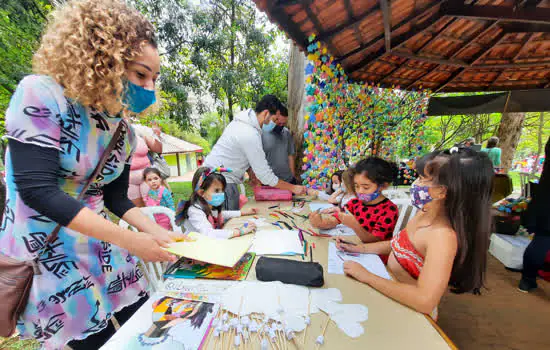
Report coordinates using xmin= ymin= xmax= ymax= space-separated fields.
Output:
xmin=301 ymin=35 xmax=431 ymax=188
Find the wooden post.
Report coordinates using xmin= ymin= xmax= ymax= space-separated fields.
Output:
xmin=287 ymin=41 xmax=306 ymax=180
xmin=497 ymin=92 xmax=525 ymax=171
xmin=176 ymin=153 xmax=181 ymax=177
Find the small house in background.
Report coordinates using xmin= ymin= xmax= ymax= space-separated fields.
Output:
xmin=132 ymin=124 xmax=203 ymax=177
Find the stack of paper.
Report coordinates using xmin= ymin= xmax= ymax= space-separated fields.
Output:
xmin=327 ymin=242 xmax=391 ymax=280
xmin=250 ymin=230 xmax=303 ymax=256
xmin=164 ymin=232 xmax=253 ymax=267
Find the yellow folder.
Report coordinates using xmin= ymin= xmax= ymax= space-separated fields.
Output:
xmin=163 ymin=232 xmax=254 ymax=267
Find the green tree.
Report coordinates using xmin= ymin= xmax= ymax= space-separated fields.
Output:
xmin=0 ymin=0 xmax=52 ymax=135
xmin=199 ymin=111 xmax=226 ymax=146
xmin=188 ymin=0 xmax=279 ymax=121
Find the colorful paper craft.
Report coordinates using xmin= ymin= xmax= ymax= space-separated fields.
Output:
xmin=164 ymin=232 xmax=253 ymax=267
xmin=163 ymin=253 xmax=255 ymax=280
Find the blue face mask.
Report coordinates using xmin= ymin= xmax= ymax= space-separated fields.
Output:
xmin=207 ymin=193 xmax=225 ymax=207
xmin=262 ymin=119 xmax=276 ymax=133
xmin=123 ymin=81 xmax=156 ymax=113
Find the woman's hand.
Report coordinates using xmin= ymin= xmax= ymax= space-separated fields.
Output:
xmin=151 ymin=229 xmax=193 ymax=246
xmin=335 ymin=237 xmax=364 ymax=254
xmin=123 ymin=231 xmax=177 ymax=263
xmin=343 ymin=261 xmax=372 ymax=283
xmin=241 ymin=208 xmax=258 ymax=216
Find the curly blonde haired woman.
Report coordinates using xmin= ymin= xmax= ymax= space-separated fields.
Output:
xmin=0 ymin=0 xmax=189 ymax=348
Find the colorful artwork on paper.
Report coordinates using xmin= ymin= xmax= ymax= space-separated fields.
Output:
xmin=125 ymin=297 xmax=219 ymax=350
xmin=301 ymin=34 xmax=431 ymax=189
xmin=164 ymin=253 xmax=255 ymax=281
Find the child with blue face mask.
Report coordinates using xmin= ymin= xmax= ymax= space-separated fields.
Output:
xmin=178 ymin=167 xmax=258 ymax=239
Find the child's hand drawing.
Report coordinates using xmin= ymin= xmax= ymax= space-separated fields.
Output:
xmin=343 ymin=260 xmax=371 ymax=283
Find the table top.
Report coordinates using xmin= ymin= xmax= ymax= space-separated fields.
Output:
xmin=104 ymin=199 xmax=455 ymax=350
xmin=218 ymin=199 xmax=453 ymax=349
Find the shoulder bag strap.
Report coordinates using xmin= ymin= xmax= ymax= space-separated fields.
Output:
xmin=44 ymin=120 xmax=127 ymax=245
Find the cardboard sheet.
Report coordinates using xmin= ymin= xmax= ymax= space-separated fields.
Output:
xmin=164 ymin=232 xmax=253 ymax=267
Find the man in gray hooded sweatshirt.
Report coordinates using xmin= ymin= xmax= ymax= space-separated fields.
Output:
xmin=204 ymin=95 xmax=306 ymax=210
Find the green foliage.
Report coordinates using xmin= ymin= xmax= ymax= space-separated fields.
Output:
xmin=424 ymin=113 xmax=501 ymax=150
xmin=134 ymin=116 xmax=211 ymax=154
xmin=516 ymin=112 xmax=550 ymax=158
xmin=134 ymin=0 xmax=287 ymax=123
xmin=199 ymin=111 xmax=226 ymax=146
xmin=0 ymin=0 xmax=51 ymax=135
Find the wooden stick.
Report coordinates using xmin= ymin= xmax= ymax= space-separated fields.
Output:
xmin=206 ymin=306 xmax=223 ymax=350
xmin=315 ymin=315 xmax=331 ymax=350
xmin=303 ymin=294 xmax=311 ymax=345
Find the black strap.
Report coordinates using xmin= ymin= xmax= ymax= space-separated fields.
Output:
xmin=44 ymin=120 xmax=127 ymax=245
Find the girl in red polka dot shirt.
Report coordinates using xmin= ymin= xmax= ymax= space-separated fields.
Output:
xmin=325 ymin=157 xmax=400 ymax=245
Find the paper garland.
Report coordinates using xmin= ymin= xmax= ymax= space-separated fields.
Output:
xmin=301 ymin=34 xmax=431 ymax=188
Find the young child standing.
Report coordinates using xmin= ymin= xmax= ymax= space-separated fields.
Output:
xmin=143 ymin=167 xmax=175 ymax=230
xmin=337 ymin=149 xmax=494 ymax=318
xmin=177 ymin=167 xmax=258 ymax=239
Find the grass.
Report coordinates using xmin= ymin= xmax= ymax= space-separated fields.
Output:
xmin=169 ymin=181 xmax=255 ymax=204
xmin=508 ymin=171 xmax=520 ymax=192
xmin=0 ymin=337 xmax=39 ymax=350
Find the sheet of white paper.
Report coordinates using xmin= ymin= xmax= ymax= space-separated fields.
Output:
xmin=320 ymin=224 xmax=356 ymax=236
xmin=221 ymin=281 xmax=309 ymax=323
xmin=249 ymin=217 xmax=272 ymax=228
xmin=319 ymin=301 xmax=368 ymax=338
xmin=162 ymin=279 xmax=237 ymax=303
xmin=309 ymin=288 xmax=342 ymax=314
xmin=250 ymin=230 xmax=303 ymax=256
xmin=309 ymin=203 xmax=335 ymax=212
xmin=327 ymin=242 xmax=391 ymax=280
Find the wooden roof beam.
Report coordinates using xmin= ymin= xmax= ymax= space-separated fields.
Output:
xmin=299 ymin=0 xmax=341 ymax=54
xmin=442 ymin=3 xmax=550 ymax=25
xmin=407 ymin=19 xmax=499 ymax=89
xmin=346 ymin=6 xmax=447 ymax=73
xmin=343 ymin=0 xmax=365 ymax=48
xmin=499 ymin=22 xmax=550 ymax=33
xmin=267 ymin=1 xmax=310 ymax=48
xmin=435 ymin=26 xmax=508 ymax=92
xmin=316 ymin=2 xmax=380 ymax=43
xmin=381 ymin=0 xmax=392 ymax=52
xmin=338 ymin=1 xmax=445 ymax=62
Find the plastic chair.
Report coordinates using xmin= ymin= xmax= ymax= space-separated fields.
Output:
xmin=117 ymin=207 xmax=179 ymax=293
xmin=390 ymin=198 xmax=419 ymax=237
xmin=140 ymin=206 xmax=180 ymax=232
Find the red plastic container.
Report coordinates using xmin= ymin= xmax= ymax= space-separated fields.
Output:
xmin=254 ymin=186 xmax=292 ymax=201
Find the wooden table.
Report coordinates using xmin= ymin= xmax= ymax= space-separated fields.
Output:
xmin=216 ymin=199 xmax=455 ymax=350
xmin=104 ymin=199 xmax=456 ymax=349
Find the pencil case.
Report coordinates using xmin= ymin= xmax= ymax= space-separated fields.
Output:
xmin=254 ymin=186 xmax=293 ymax=201
xmin=255 ymin=257 xmax=324 ymax=287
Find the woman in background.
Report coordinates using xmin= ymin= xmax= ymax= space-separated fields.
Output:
xmin=482 ymin=136 xmax=502 ymax=170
